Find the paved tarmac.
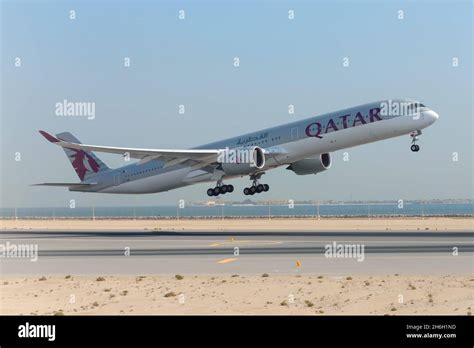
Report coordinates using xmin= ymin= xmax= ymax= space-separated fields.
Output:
xmin=1 ymin=230 xmax=472 ymax=275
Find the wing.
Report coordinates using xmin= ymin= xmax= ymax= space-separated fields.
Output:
xmin=39 ymin=130 xmax=288 ymax=170
xmin=39 ymin=130 xmax=221 ymax=167
xmin=31 ymin=183 xmax=96 ymax=188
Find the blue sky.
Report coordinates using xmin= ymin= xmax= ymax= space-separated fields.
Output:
xmin=1 ymin=0 xmax=472 ymax=207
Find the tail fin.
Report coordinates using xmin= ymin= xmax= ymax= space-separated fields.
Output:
xmin=54 ymin=132 xmax=109 ymax=181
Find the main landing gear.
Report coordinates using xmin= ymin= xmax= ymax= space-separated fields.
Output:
xmin=207 ymin=180 xmax=234 ymax=197
xmin=243 ymin=173 xmax=269 ymax=196
xmin=410 ymin=130 xmax=421 ymax=152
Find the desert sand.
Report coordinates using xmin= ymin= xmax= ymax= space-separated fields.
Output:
xmin=1 ymin=217 xmax=473 ymax=231
xmin=1 ymin=274 xmax=472 ymax=315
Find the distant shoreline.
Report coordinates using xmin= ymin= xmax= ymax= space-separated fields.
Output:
xmin=1 ymin=200 xmax=473 ymax=209
xmin=2 ymin=202 xmax=471 ymax=220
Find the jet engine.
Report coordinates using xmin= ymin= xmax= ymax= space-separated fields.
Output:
xmin=286 ymin=153 xmax=331 ymax=175
xmin=219 ymin=146 xmax=265 ymax=175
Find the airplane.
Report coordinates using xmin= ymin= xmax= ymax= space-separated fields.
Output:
xmin=36 ymin=98 xmax=438 ymax=196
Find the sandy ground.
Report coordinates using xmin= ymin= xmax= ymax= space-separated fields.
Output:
xmin=1 ymin=275 xmax=472 ymax=315
xmin=1 ymin=217 xmax=473 ymax=231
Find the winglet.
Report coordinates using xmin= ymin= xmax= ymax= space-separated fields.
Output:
xmin=39 ymin=130 xmax=61 ymax=143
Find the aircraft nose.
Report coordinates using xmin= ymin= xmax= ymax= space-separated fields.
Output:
xmin=424 ymin=110 xmax=439 ymax=124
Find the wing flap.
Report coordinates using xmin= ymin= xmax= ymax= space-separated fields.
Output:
xmin=32 ymin=183 xmax=96 ymax=188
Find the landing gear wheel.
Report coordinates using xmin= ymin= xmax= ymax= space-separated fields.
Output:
xmin=245 ymin=172 xmax=267 ymax=196
xmin=207 ymin=180 xmax=236 ymax=197
xmin=410 ymin=130 xmax=421 ymax=153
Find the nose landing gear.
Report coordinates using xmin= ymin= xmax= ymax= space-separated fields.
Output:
xmin=410 ymin=130 xmax=421 ymax=152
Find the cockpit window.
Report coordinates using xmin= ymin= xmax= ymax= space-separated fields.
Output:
xmin=407 ymin=102 xmax=426 ymax=113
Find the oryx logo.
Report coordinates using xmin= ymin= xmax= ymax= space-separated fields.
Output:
xmin=69 ymin=149 xmax=100 ymax=180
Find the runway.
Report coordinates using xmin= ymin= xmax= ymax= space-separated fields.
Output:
xmin=1 ymin=230 xmax=473 ymax=275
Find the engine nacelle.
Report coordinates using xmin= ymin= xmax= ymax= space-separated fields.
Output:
xmin=286 ymin=153 xmax=331 ymax=175
xmin=219 ymin=146 xmax=265 ymax=175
